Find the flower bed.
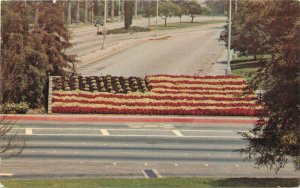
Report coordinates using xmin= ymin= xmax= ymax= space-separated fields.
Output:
xmin=51 ymin=75 xmax=262 ymax=116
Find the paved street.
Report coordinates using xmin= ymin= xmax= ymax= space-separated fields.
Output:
xmin=77 ymin=23 xmax=226 ymax=77
xmin=0 ymin=117 xmax=298 ymax=179
xmin=65 ymin=16 xmax=227 ymax=76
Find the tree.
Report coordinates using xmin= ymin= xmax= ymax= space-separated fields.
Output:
xmin=84 ymin=0 xmax=88 ymax=24
xmin=238 ymin=0 xmax=300 ymax=172
xmin=142 ymin=1 xmax=155 ymax=27
xmin=76 ymin=0 xmax=80 ymax=24
xmin=184 ymin=0 xmax=203 ymax=23
xmin=229 ymin=1 xmax=271 ymax=60
xmin=111 ymin=0 xmax=115 ymax=21
xmin=0 ymin=116 xmax=25 ymax=158
xmin=124 ymin=0 xmax=134 ymax=29
xmin=67 ymin=0 xmax=72 ymax=24
xmin=1 ymin=1 xmax=76 ymax=108
xmin=158 ymin=1 xmax=179 ymax=26
xmin=174 ymin=3 xmax=186 ymax=24
xmin=1 ymin=1 xmax=47 ymax=106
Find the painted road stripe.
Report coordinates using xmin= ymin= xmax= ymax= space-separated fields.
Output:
xmin=25 ymin=128 xmax=32 ymax=135
xmin=100 ymin=129 xmax=110 ymax=136
xmin=152 ymin=169 xmax=163 ymax=178
xmin=172 ymin=130 xmax=184 ymax=137
xmin=0 ymin=173 xmax=13 ymax=177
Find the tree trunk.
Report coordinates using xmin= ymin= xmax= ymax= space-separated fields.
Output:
xmin=91 ymin=2 xmax=94 ymax=23
xmin=148 ymin=16 xmax=150 ymax=27
xmin=134 ymin=0 xmax=138 ymax=17
xmin=124 ymin=1 xmax=134 ymax=30
xmin=191 ymin=16 xmax=194 ymax=23
xmin=121 ymin=0 xmax=125 ymax=19
xmin=84 ymin=0 xmax=88 ymax=23
xmin=254 ymin=54 xmax=257 ymax=60
xmin=180 ymin=16 xmax=181 ymax=24
xmin=165 ymin=18 xmax=167 ymax=27
xmin=76 ymin=0 xmax=80 ymax=24
xmin=35 ymin=1 xmax=39 ymax=29
xmin=67 ymin=0 xmax=71 ymax=24
xmin=111 ymin=0 xmax=114 ymax=21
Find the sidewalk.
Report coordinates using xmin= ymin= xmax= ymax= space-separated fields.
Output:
xmin=0 ymin=114 xmax=258 ymax=124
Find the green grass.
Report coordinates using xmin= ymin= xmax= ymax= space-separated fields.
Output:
xmin=1 ymin=178 xmax=299 ymax=188
xmin=231 ymin=55 xmax=267 ymax=82
xmin=151 ymin=20 xmax=225 ymax=31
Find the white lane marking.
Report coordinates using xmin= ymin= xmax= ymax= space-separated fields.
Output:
xmin=172 ymin=130 xmax=184 ymax=137
xmin=152 ymin=169 xmax=163 ymax=178
xmin=100 ymin=129 xmax=110 ymax=136
xmin=0 ymin=173 xmax=13 ymax=177
xmin=141 ymin=169 xmax=150 ymax=178
xmin=25 ymin=128 xmax=32 ymax=135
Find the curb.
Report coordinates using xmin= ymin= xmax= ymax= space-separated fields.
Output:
xmin=0 ymin=114 xmax=258 ymax=124
xmin=149 ymin=35 xmax=172 ymax=41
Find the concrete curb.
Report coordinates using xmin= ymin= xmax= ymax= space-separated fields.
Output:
xmin=0 ymin=114 xmax=258 ymax=124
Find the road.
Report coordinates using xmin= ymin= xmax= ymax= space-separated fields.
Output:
xmin=66 ymin=16 xmax=227 ymax=76
xmin=0 ymin=119 xmax=298 ymax=179
xmin=78 ymin=23 xmax=226 ymax=77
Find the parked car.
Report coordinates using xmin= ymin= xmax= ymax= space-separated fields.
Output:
xmin=219 ymin=30 xmax=227 ymax=42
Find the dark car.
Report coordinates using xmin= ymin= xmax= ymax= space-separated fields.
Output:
xmin=219 ymin=30 xmax=227 ymax=42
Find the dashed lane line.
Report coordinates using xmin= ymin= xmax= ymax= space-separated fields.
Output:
xmin=25 ymin=128 xmax=32 ymax=135
xmin=100 ymin=129 xmax=110 ymax=136
xmin=172 ymin=130 xmax=184 ymax=137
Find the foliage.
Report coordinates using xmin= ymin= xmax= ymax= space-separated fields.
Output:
xmin=173 ymin=2 xmax=187 ymax=24
xmin=142 ymin=1 xmax=156 ymax=18
xmin=124 ymin=1 xmax=134 ymax=30
xmin=183 ymin=0 xmax=203 ymax=23
xmin=1 ymin=102 xmax=29 ymax=114
xmin=229 ymin=1 xmax=271 ymax=59
xmin=158 ymin=1 xmax=180 ymax=26
xmin=0 ymin=116 xmax=25 ymax=158
xmin=107 ymin=26 xmax=150 ymax=34
xmin=238 ymin=0 xmax=300 ymax=171
xmin=1 ymin=2 xmax=76 ymax=109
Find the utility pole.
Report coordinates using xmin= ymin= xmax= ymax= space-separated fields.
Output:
xmin=118 ymin=0 xmax=121 ymax=20
xmin=155 ymin=0 xmax=158 ymax=37
xmin=67 ymin=0 xmax=71 ymax=24
xmin=226 ymin=0 xmax=232 ymax=75
xmin=102 ymin=0 xmax=107 ymax=50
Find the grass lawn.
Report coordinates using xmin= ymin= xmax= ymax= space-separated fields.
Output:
xmin=231 ymin=55 xmax=266 ymax=82
xmin=1 ymin=178 xmax=299 ymax=188
xmin=151 ymin=20 xmax=225 ymax=31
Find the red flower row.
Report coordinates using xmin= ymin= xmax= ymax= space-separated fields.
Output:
xmin=151 ymin=90 xmax=250 ymax=96
xmin=52 ymin=98 xmax=260 ymax=108
xmin=149 ymin=79 xmax=246 ymax=85
xmin=149 ymin=85 xmax=246 ymax=91
xmin=53 ymin=93 xmax=256 ymax=101
xmin=52 ymin=106 xmax=261 ymax=116
xmin=146 ymin=75 xmax=242 ymax=79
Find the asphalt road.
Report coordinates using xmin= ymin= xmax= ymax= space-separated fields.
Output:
xmin=77 ymin=22 xmax=226 ymax=77
xmin=0 ymin=121 xmax=298 ymax=179
xmin=66 ymin=16 xmax=227 ymax=76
